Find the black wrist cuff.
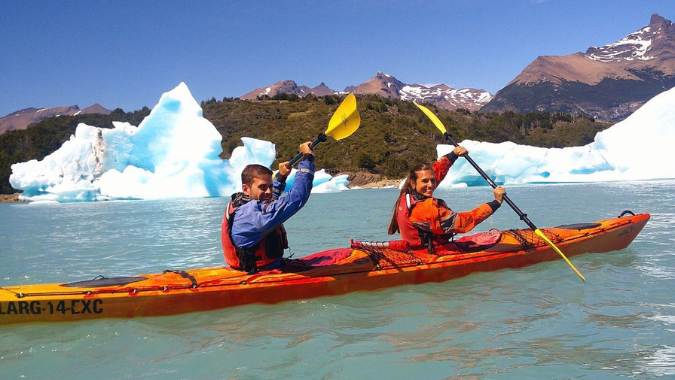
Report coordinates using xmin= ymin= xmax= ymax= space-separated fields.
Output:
xmin=447 ymin=152 xmax=459 ymax=164
xmin=302 ymin=153 xmax=315 ymax=162
xmin=487 ymin=200 xmax=501 ymax=212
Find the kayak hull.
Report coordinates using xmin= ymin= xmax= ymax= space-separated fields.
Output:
xmin=0 ymin=213 xmax=650 ymax=325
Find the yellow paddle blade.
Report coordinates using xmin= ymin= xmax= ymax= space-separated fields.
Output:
xmin=413 ymin=101 xmax=447 ymax=134
xmin=535 ymin=229 xmax=586 ymax=282
xmin=326 ymin=93 xmax=360 ymax=141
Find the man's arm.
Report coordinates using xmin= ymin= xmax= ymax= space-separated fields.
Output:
xmin=231 ymin=143 xmax=316 ymax=247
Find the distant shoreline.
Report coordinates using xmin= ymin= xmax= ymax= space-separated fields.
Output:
xmin=0 ymin=193 xmax=22 ymax=203
xmin=351 ymin=179 xmax=402 ymax=189
xmin=341 ymin=171 xmax=402 ymax=189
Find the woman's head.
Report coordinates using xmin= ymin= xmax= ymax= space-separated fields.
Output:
xmin=403 ymin=163 xmax=437 ymax=197
xmin=388 ymin=163 xmax=436 ymax=235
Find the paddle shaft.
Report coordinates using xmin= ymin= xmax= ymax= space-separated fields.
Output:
xmin=443 ymin=132 xmax=537 ymax=230
xmin=441 ymin=131 xmax=585 ymax=282
xmin=288 ymin=133 xmax=328 ymax=167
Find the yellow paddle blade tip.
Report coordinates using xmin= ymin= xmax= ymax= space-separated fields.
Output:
xmin=413 ymin=101 xmax=447 ymax=134
xmin=326 ymin=94 xmax=360 ymax=141
xmin=535 ymin=229 xmax=586 ymax=282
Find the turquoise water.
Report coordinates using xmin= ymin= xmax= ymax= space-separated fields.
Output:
xmin=1 ymin=181 xmax=674 ymax=379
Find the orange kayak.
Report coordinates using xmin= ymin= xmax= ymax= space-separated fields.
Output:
xmin=0 ymin=212 xmax=649 ymax=325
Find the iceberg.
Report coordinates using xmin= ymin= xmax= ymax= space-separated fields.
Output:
xmin=10 ymin=83 xmax=276 ymax=202
xmin=437 ymin=86 xmax=675 ymax=188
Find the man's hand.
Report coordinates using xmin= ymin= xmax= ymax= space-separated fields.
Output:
xmin=278 ymin=161 xmax=291 ymax=177
xmin=299 ymin=141 xmax=314 ymax=156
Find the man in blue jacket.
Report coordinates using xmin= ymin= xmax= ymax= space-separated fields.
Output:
xmin=221 ymin=141 xmax=315 ymax=273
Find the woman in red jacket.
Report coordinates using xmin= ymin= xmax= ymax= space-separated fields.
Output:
xmin=388 ymin=146 xmax=506 ymax=250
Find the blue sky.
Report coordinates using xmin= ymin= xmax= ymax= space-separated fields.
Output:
xmin=0 ymin=0 xmax=672 ymax=116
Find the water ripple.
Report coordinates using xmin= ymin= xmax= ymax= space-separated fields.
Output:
xmin=2 ymin=181 xmax=675 ymax=379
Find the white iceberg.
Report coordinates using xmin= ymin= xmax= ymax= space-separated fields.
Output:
xmin=437 ymin=86 xmax=675 ymax=187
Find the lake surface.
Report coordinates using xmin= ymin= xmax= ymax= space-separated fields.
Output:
xmin=1 ymin=181 xmax=674 ymax=379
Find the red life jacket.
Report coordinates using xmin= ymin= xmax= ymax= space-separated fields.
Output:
xmin=396 ymin=193 xmax=448 ymax=247
xmin=221 ymin=201 xmax=289 ymax=271
xmin=396 ymin=193 xmax=424 ymax=246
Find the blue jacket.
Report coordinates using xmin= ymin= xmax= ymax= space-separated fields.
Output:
xmin=230 ymin=159 xmax=315 ymax=248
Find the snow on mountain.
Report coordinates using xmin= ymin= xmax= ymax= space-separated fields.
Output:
xmin=400 ymin=84 xmax=493 ymax=111
xmin=354 ymin=72 xmax=493 ymax=111
xmin=585 ymin=14 xmax=674 ymax=63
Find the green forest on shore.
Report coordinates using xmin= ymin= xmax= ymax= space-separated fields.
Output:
xmin=0 ymin=94 xmax=610 ymax=194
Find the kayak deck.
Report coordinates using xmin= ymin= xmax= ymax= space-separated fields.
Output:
xmin=0 ymin=212 xmax=649 ymax=325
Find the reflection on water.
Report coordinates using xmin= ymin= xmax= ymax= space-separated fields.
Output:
xmin=1 ymin=181 xmax=675 ymax=379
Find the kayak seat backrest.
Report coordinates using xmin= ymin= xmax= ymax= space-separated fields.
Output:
xmin=454 ymin=229 xmax=502 ymax=253
xmin=555 ymin=223 xmax=602 ymax=230
xmin=62 ymin=276 xmax=149 ymax=288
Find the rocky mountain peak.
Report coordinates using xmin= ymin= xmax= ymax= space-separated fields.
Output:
xmin=353 ymin=72 xmax=407 ymax=98
xmin=585 ymin=13 xmax=674 ymax=63
xmin=0 ymin=104 xmax=111 ymax=135
xmin=650 ymin=13 xmax=670 ymax=28
xmin=310 ymin=82 xmax=335 ymax=96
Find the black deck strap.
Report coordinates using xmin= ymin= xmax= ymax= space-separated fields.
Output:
xmin=62 ymin=276 xmax=148 ymax=288
xmin=619 ymin=210 xmax=635 ymax=217
xmin=163 ymin=270 xmax=198 ymax=288
xmin=555 ymin=223 xmax=602 ymax=230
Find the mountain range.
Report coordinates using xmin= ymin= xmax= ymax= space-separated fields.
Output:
xmin=4 ymin=14 xmax=673 ymax=131
xmin=241 ymin=14 xmax=674 ymax=122
xmin=0 ymin=104 xmax=111 ymax=134
xmin=481 ymin=13 xmax=675 ymax=121
xmin=241 ymin=72 xmax=494 ymax=112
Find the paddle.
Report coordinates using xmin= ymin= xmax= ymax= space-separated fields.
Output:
xmin=413 ymin=101 xmax=586 ymax=282
xmin=286 ymin=93 xmax=361 ymax=167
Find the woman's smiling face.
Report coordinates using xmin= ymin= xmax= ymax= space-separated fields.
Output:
xmin=413 ymin=169 xmax=437 ymax=197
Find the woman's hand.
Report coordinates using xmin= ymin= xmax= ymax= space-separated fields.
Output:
xmin=493 ymin=186 xmax=506 ymax=204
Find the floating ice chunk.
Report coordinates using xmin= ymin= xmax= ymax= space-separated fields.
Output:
xmin=313 ymin=181 xmax=342 ymax=193
xmin=284 ymin=168 xmax=334 ymax=192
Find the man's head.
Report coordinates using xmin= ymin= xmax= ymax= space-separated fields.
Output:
xmin=241 ymin=164 xmax=274 ymax=202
